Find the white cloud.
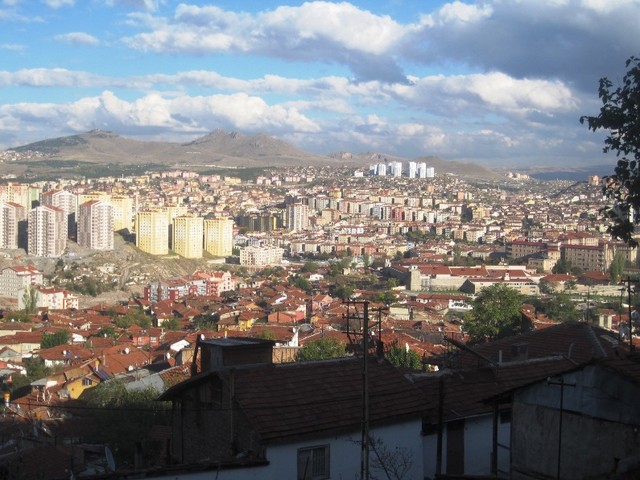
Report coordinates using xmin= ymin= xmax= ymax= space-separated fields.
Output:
xmin=104 ymin=0 xmax=164 ymax=10
xmin=0 ymin=43 xmax=25 ymax=52
xmin=42 ymin=0 xmax=74 ymax=8
xmin=54 ymin=32 xmax=99 ymax=46
xmin=122 ymin=2 xmax=409 ymax=82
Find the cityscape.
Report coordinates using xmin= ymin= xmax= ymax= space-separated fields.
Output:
xmin=1 ymin=0 xmax=640 ymax=479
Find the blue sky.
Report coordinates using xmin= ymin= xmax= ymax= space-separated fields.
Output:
xmin=0 ymin=0 xmax=638 ymax=168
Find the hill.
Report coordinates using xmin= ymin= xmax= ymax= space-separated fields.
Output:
xmin=3 ymin=129 xmax=500 ymax=180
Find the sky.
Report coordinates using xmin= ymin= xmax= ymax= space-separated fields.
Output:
xmin=0 ymin=0 xmax=638 ymax=168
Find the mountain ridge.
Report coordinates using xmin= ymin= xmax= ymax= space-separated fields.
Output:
xmin=4 ymin=129 xmax=500 ymax=180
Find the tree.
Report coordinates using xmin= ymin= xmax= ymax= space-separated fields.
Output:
xmin=463 ymin=284 xmax=526 ymax=343
xmin=386 ymin=345 xmax=422 ymax=371
xmin=580 ymin=56 xmax=640 ymax=246
xmin=22 ymin=285 xmax=38 ymax=314
xmin=297 ymin=337 xmax=347 ymax=361
xmin=552 ymin=258 xmax=573 ymax=274
xmin=161 ymin=317 xmax=180 ymax=330
xmin=301 ymin=261 xmax=319 ymax=273
xmin=84 ymin=380 xmax=170 ymax=466
xmin=41 ymin=330 xmax=70 ymax=349
xmin=609 ymin=251 xmax=626 ymax=284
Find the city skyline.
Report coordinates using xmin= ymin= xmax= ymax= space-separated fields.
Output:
xmin=0 ymin=0 xmax=638 ymax=168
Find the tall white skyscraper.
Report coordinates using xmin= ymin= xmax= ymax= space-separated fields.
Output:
xmin=286 ymin=203 xmax=310 ymax=231
xmin=28 ymin=205 xmax=66 ymax=257
xmin=78 ymin=200 xmax=114 ymax=250
xmin=408 ymin=162 xmax=417 ymax=179
xmin=0 ymin=201 xmax=24 ymax=249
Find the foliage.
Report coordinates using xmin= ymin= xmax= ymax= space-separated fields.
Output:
xmin=552 ymin=258 xmax=573 ymax=275
xmin=193 ymin=313 xmax=217 ymax=330
xmin=333 ymin=283 xmax=354 ymax=300
xmin=84 ymin=380 xmax=171 ymax=466
xmin=22 ymin=285 xmax=39 ymax=314
xmin=40 ymin=330 xmax=70 ymax=349
xmin=463 ymin=284 xmax=526 ymax=343
xmin=11 ymin=358 xmax=52 ymax=398
xmin=296 ymin=337 xmax=347 ymax=361
xmin=161 ymin=317 xmax=180 ymax=330
xmin=609 ymin=251 xmax=626 ymax=284
xmin=528 ymin=293 xmax=581 ymax=323
xmin=580 ymin=56 xmax=640 ymax=246
xmin=96 ymin=326 xmax=118 ymax=338
xmin=373 ymin=290 xmax=397 ymax=306
xmin=290 ymin=275 xmax=311 ymax=291
xmin=301 ymin=261 xmax=319 ymax=273
xmin=115 ymin=308 xmax=151 ymax=329
xmin=386 ymin=345 xmax=423 ymax=371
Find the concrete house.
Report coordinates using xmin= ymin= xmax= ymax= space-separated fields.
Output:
xmin=159 ymin=337 xmax=428 ymax=479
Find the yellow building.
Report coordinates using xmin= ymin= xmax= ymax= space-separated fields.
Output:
xmin=172 ymin=215 xmax=203 ymax=258
xmin=204 ymin=217 xmax=234 ymax=257
xmin=110 ymin=195 xmax=135 ymax=232
xmin=135 ymin=209 xmax=169 ymax=255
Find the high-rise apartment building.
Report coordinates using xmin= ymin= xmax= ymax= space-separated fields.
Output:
xmin=0 ymin=183 xmax=32 ymax=211
xmin=0 ymin=201 xmax=25 ymax=249
xmin=136 ymin=209 xmax=169 ymax=255
xmin=204 ymin=217 xmax=233 ymax=257
xmin=286 ymin=203 xmax=310 ymax=231
xmin=110 ymin=195 xmax=135 ymax=232
xmin=172 ymin=215 xmax=203 ymax=258
xmin=28 ymin=205 xmax=66 ymax=257
xmin=41 ymin=189 xmax=77 ymax=236
xmin=77 ymin=200 xmax=114 ymax=251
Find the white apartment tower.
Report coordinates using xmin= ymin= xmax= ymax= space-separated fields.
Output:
xmin=41 ymin=189 xmax=77 ymax=236
xmin=77 ymin=200 xmax=114 ymax=250
xmin=286 ymin=203 xmax=310 ymax=231
xmin=0 ymin=201 xmax=24 ymax=249
xmin=204 ymin=217 xmax=234 ymax=257
xmin=408 ymin=162 xmax=417 ymax=179
xmin=172 ymin=215 xmax=203 ymax=259
xmin=28 ymin=205 xmax=66 ymax=257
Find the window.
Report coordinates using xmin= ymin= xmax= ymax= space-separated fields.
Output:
xmin=297 ymin=445 xmax=330 ymax=480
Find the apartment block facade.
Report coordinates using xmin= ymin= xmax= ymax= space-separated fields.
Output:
xmin=172 ymin=215 xmax=203 ymax=259
xmin=77 ymin=200 xmax=114 ymax=251
xmin=27 ymin=205 xmax=66 ymax=257
xmin=204 ymin=217 xmax=233 ymax=257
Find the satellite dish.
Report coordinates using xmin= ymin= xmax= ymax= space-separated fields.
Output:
xmin=166 ymin=352 xmax=171 ymax=360
xmin=105 ymin=446 xmax=116 ymax=472
xmin=124 ymin=347 xmax=130 ymax=355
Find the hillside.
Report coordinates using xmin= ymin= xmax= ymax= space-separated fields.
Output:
xmin=3 ymin=129 xmax=499 ymax=180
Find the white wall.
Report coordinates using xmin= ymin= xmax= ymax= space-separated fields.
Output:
xmin=141 ymin=419 xmax=424 ymax=480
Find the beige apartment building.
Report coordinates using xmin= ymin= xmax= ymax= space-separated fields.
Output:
xmin=0 ymin=201 xmax=24 ymax=249
xmin=28 ymin=205 xmax=66 ymax=257
xmin=172 ymin=215 xmax=203 ymax=259
xmin=136 ymin=209 xmax=169 ymax=255
xmin=204 ymin=217 xmax=233 ymax=257
xmin=110 ymin=195 xmax=135 ymax=232
xmin=77 ymin=200 xmax=114 ymax=251
xmin=239 ymin=245 xmax=284 ymax=267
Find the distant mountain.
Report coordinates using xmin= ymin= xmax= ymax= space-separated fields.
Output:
xmin=5 ymin=129 xmax=501 ymax=180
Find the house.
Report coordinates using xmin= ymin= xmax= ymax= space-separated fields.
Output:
xmin=508 ymin=357 xmax=640 ymax=479
xmin=159 ymin=337 xmax=428 ymax=479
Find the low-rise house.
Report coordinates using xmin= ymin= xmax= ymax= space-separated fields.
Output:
xmin=159 ymin=338 xmax=428 ymax=479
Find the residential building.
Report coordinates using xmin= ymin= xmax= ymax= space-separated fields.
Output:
xmin=204 ymin=217 xmax=233 ymax=257
xmin=110 ymin=195 xmax=135 ymax=232
xmin=172 ymin=215 xmax=203 ymax=258
xmin=286 ymin=202 xmax=310 ymax=231
xmin=27 ymin=205 xmax=66 ymax=257
xmin=41 ymin=189 xmax=77 ymax=236
xmin=239 ymin=245 xmax=284 ymax=267
xmin=159 ymin=339 xmax=427 ymax=479
xmin=0 ymin=265 xmax=43 ymax=299
xmin=18 ymin=285 xmax=78 ymax=310
xmin=0 ymin=201 xmax=24 ymax=249
xmin=77 ymin=200 xmax=114 ymax=250
xmin=135 ymin=209 xmax=169 ymax=255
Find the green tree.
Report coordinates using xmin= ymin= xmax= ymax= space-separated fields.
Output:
xmin=334 ymin=283 xmax=354 ymax=300
xmin=84 ymin=380 xmax=170 ymax=466
xmin=463 ymin=284 xmax=526 ymax=343
xmin=609 ymin=251 xmax=626 ymax=284
xmin=291 ymin=275 xmax=311 ymax=291
xmin=161 ymin=317 xmax=180 ymax=330
xmin=297 ymin=337 xmax=347 ymax=361
xmin=301 ymin=261 xmax=319 ymax=273
xmin=580 ymin=56 xmax=640 ymax=246
xmin=552 ymin=258 xmax=573 ymax=274
xmin=22 ymin=285 xmax=38 ymax=314
xmin=386 ymin=345 xmax=423 ymax=371
xmin=41 ymin=330 xmax=70 ymax=349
